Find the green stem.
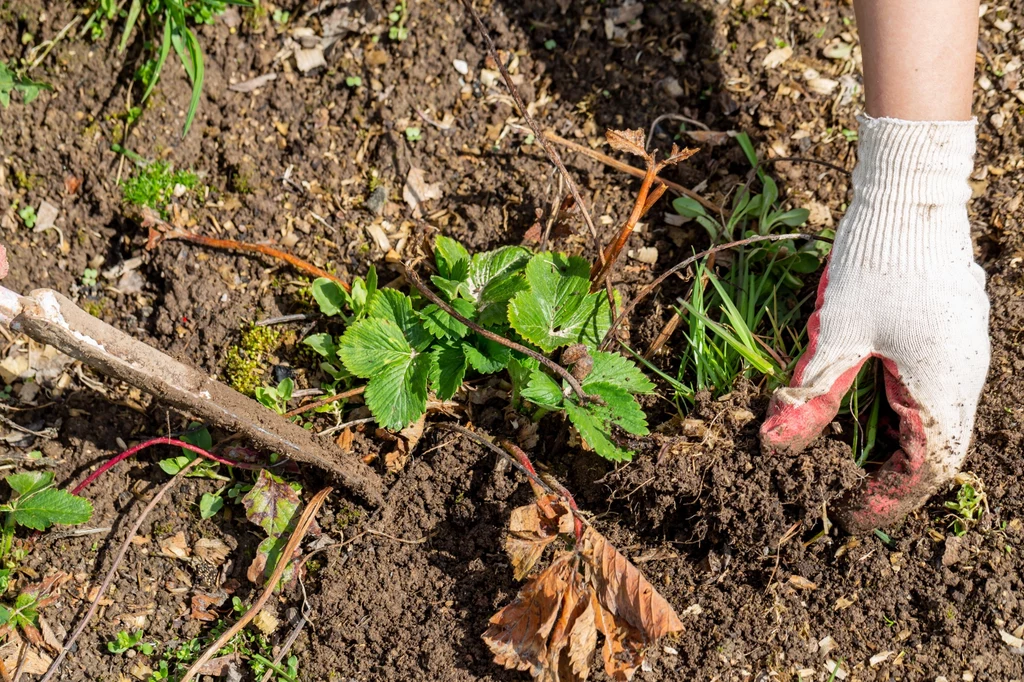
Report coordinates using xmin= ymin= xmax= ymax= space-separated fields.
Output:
xmin=250 ymin=653 xmax=297 ymax=682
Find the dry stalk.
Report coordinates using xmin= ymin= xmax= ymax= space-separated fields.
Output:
xmin=179 ymin=486 xmax=334 ymax=682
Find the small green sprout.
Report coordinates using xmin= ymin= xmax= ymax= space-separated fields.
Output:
xmin=108 ymin=629 xmax=156 ymax=655
xmin=404 ymin=126 xmax=422 ymax=142
xmin=17 ymin=206 xmax=36 ymax=228
xmin=945 ymin=473 xmax=988 ymax=536
xmin=345 ymin=75 xmax=362 ymax=88
xmin=543 ymin=39 xmax=557 ymax=50
xmin=81 ymin=268 xmax=99 ymax=287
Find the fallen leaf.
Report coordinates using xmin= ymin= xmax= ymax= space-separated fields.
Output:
xmin=190 ymin=592 xmax=224 ymax=622
xmin=0 ymin=629 xmax=52 ymax=675
xmin=762 ymin=45 xmax=793 ymax=68
xmin=1000 ymin=629 xmax=1024 ymax=648
xmin=834 ymin=595 xmax=857 ymax=610
xmin=253 ymin=609 xmax=280 ymax=636
xmin=195 ymin=654 xmax=242 ymax=676
xmin=34 ymin=201 xmax=59 ymax=232
xmin=788 ymin=575 xmax=818 ymax=590
xmin=403 ymin=167 xmax=443 ymax=218
xmin=159 ymin=532 xmax=191 ymax=560
xmin=869 ymin=651 xmax=894 ymax=666
xmin=194 ymin=538 xmax=230 ymax=567
xmin=228 ymin=73 xmax=277 ymax=92
xmin=579 ymin=526 xmax=684 ymax=640
xmin=605 ymin=129 xmax=647 ymax=158
xmin=505 ymin=495 xmax=574 ymax=580
xmin=592 ymin=591 xmax=644 ymax=681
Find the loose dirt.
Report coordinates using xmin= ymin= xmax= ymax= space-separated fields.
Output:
xmin=1 ymin=0 xmax=1023 ymax=680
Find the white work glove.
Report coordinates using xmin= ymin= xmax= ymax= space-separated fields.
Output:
xmin=760 ymin=115 xmax=991 ymax=533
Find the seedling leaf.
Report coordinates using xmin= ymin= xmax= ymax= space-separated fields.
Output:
xmin=312 ymin=278 xmax=348 ymax=317
xmin=10 ymin=488 xmax=93 ymax=530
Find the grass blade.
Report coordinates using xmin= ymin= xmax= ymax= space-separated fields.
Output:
xmin=181 ymin=28 xmax=204 ymax=137
xmin=118 ymin=0 xmax=142 ymax=53
xmin=141 ymin=15 xmax=172 ymax=103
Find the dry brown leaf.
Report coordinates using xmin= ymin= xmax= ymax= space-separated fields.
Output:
xmin=194 ymin=538 xmax=230 ymax=567
xmin=591 ymin=592 xmax=644 ymax=681
xmin=484 ymin=554 xmax=573 ymax=676
xmin=190 ymin=593 xmax=223 ymax=622
xmin=579 ymin=527 xmax=684 ymax=641
xmin=195 ymin=653 xmax=242 ymax=676
xmin=0 ymin=629 xmax=52 ymax=676
xmin=403 ymin=167 xmax=443 ymax=218
xmin=789 ymin=575 xmax=818 ymax=591
xmin=605 ymin=129 xmax=647 ymax=158
xmin=159 ymin=531 xmax=191 ymax=559
xmin=506 ymin=495 xmax=574 ymax=580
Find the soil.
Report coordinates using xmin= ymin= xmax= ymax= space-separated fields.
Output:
xmin=1 ymin=0 xmax=1023 ymax=681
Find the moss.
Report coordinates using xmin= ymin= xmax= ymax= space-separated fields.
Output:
xmin=13 ymin=170 xmax=39 ymax=190
xmin=225 ymin=324 xmax=281 ymax=396
xmin=229 ymin=169 xmax=253 ymax=194
xmin=82 ymin=301 xmax=104 ymax=318
xmin=334 ymin=503 xmax=362 ymax=529
xmin=121 ymin=161 xmax=200 ymax=217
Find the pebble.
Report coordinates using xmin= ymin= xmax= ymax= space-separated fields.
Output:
xmin=453 ymin=59 xmax=469 ymax=75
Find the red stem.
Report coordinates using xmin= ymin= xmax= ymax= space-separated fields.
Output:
xmin=71 ymin=437 xmax=260 ymax=497
xmin=503 ymin=441 xmax=583 ymax=543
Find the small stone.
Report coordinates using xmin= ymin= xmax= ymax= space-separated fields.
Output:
xmin=294 ymin=46 xmax=327 ymax=73
xmin=659 ymin=76 xmax=684 ymax=98
xmin=365 ymin=185 xmax=387 ymax=215
xmin=452 ymin=59 xmax=469 ymax=75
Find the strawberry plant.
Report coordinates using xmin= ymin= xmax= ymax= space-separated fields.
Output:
xmin=304 ymin=236 xmax=654 ymax=461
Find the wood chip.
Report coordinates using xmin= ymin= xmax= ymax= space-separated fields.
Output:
xmin=159 ymin=531 xmax=190 ymax=559
xmin=228 ymin=73 xmax=277 ymax=92
xmin=1000 ymin=629 xmax=1024 ymax=648
xmin=762 ymin=45 xmax=792 ymax=69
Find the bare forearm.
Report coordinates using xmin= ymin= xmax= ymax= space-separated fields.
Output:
xmin=853 ymin=0 xmax=979 ymax=120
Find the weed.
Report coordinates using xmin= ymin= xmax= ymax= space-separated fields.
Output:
xmin=271 ymin=8 xmax=290 ymax=23
xmin=17 ymin=205 xmax=36 ymax=228
xmin=306 ymin=237 xmax=653 ymax=461
xmin=81 ymin=268 xmax=99 ymax=287
xmin=121 ymin=161 xmax=200 ymax=217
xmin=225 ymin=324 xmax=281 ymax=396
xmin=0 ymin=61 xmax=51 ymax=107
xmin=404 ymin=126 xmax=422 ymax=142
xmin=387 ymin=0 xmax=409 ymax=41
xmin=83 ymin=0 xmax=248 ymax=136
xmin=108 ymin=629 xmax=156 ymax=655
xmin=944 ymin=473 xmax=987 ymax=536
xmin=345 ymin=75 xmax=362 ymax=88
xmin=255 ymin=377 xmax=293 ymax=415
xmin=544 ymin=39 xmax=557 ymax=50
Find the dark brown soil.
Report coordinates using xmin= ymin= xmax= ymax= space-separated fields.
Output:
xmin=2 ymin=0 xmax=1024 ymax=681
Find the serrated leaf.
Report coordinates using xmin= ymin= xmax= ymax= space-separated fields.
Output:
xmin=312 ymin=278 xmax=347 ymax=317
xmin=10 ymin=489 xmax=93 ymax=530
xmin=468 ymin=246 xmax=530 ymax=307
xmin=364 ymin=352 xmax=432 ymax=430
xmin=564 ymin=401 xmax=633 ymax=462
xmin=584 ymin=351 xmax=656 ymax=394
xmin=242 ymin=470 xmax=301 ymax=537
xmin=430 ymin=275 xmax=467 ymax=302
xmin=521 ymin=371 xmax=563 ymax=409
xmin=508 ymin=253 xmax=613 ymax=352
xmin=418 ymin=299 xmax=474 ymax=339
xmin=430 ymin=343 xmax=468 ymax=400
xmin=6 ymin=471 xmax=54 ymax=497
xmin=585 ymin=382 xmax=649 ymax=436
xmin=338 ymin=317 xmax=414 ymax=376
xmin=463 ymin=337 xmax=511 ymax=374
xmin=369 ymin=289 xmax=432 ymax=351
xmin=435 ymin=235 xmax=471 ymax=282
xmin=507 ymin=356 xmax=540 ymax=405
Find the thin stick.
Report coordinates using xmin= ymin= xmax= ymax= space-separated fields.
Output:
xmin=180 ymin=486 xmax=333 ymax=682
xmin=543 ymin=130 xmax=720 ymax=214
xmin=39 ymin=458 xmax=201 ymax=682
xmin=255 ymin=314 xmax=311 ymax=327
xmin=283 ymin=385 xmax=365 ymax=418
xmin=144 ymin=214 xmax=349 ymax=292
xmin=459 ymin=0 xmax=604 ymax=267
xmin=317 ymin=417 xmax=375 ymax=438
xmin=646 ymin=113 xmax=710 ymax=149
xmin=404 ymin=265 xmax=589 ymax=402
xmin=601 ymin=233 xmax=830 ymax=350
xmin=589 ymin=163 xmax=660 ymax=288
xmin=257 ymin=615 xmax=307 ymax=682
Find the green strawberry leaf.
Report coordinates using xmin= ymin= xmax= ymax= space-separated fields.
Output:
xmin=418 ymin=299 xmax=474 ymax=339
xmin=435 ymin=235 xmax=471 ymax=282
xmin=430 ymin=343 xmax=468 ymax=400
xmin=583 ymin=351 xmax=656 ymax=394
xmin=9 ymin=488 xmax=93 ymax=530
xmin=364 ymin=352 xmax=432 ymax=430
xmin=467 ymin=246 xmax=530 ymax=320
xmin=507 ymin=356 xmax=539 ymax=405
xmin=369 ymin=289 xmax=432 ymax=351
xmin=508 ymin=252 xmax=614 ymax=352
xmin=521 ymin=370 xmax=563 ymax=409
xmin=564 ymin=400 xmax=633 ymax=462
xmin=462 ymin=337 xmax=511 ymax=374
xmin=311 ymin=278 xmax=348 ymax=317
xmin=584 ymin=382 xmax=649 ymax=436
xmin=338 ymin=317 xmax=415 ymax=376
xmin=5 ymin=472 xmax=53 ymax=497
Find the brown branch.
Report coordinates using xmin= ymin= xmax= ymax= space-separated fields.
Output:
xmin=589 ymin=163 xmax=659 ymax=288
xmin=283 ymin=385 xmax=366 ymax=418
xmin=459 ymin=0 xmax=605 ymax=269
xmin=40 ymin=458 xmax=201 ymax=682
xmin=144 ymin=212 xmax=350 ymax=292
xmin=543 ymin=130 xmax=720 ymax=214
xmin=600 ymin=233 xmax=831 ymax=350
xmin=403 ymin=264 xmax=589 ymax=402
xmin=180 ymin=485 xmax=333 ymax=682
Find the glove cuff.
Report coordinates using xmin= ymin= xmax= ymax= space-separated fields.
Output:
xmin=831 ymin=115 xmax=977 ymax=274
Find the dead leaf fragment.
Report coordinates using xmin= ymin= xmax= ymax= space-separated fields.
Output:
xmin=506 ymin=495 xmax=574 ymax=580
xmin=403 ymin=167 xmax=443 ymax=218
xmin=191 ymin=592 xmax=223 ymax=621
xmin=788 ymin=575 xmax=818 ymax=590
xmin=605 ymin=129 xmax=647 ymax=158
xmin=762 ymin=45 xmax=793 ymax=68
xmin=834 ymin=594 xmax=857 ymax=610
xmin=253 ymin=609 xmax=279 ymax=636
xmin=159 ymin=532 xmax=191 ymax=559
xmin=195 ymin=538 xmax=230 ymax=567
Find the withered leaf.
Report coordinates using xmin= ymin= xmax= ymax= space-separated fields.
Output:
xmin=484 ymin=554 xmax=574 ymax=677
xmin=788 ymin=575 xmax=818 ymax=591
xmin=605 ymin=129 xmax=647 ymax=158
xmin=506 ymin=495 xmax=574 ymax=580
xmin=579 ymin=526 xmax=684 ymax=641
xmin=242 ymin=470 xmax=302 ymax=537
xmin=591 ymin=593 xmax=645 ymax=681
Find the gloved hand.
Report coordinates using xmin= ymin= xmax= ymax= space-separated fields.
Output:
xmin=760 ymin=115 xmax=990 ymax=533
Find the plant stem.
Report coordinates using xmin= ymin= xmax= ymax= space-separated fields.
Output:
xmin=600 ymin=233 xmax=831 ymax=351
xmin=71 ymin=437 xmax=261 ymax=497
xmin=403 ymin=264 xmax=589 ymax=402
xmin=283 ymin=385 xmax=366 ymax=418
xmin=179 ymin=486 xmax=333 ymax=682
xmin=143 ymin=212 xmax=350 ymax=292
xmin=501 ymin=439 xmax=583 ymax=542
xmin=458 ymin=0 xmax=604 ymax=268
xmin=589 ymin=163 xmax=659 ymax=288
xmin=39 ymin=457 xmax=201 ymax=682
